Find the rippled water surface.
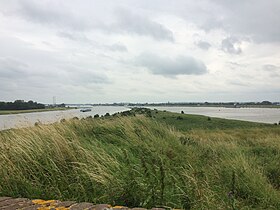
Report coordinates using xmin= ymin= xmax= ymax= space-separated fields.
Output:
xmin=146 ymin=106 xmax=280 ymax=124
xmin=0 ymin=106 xmax=130 ymax=130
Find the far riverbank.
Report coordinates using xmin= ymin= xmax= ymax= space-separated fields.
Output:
xmin=0 ymin=107 xmax=74 ymax=115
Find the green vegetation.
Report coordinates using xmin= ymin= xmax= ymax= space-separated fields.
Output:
xmin=0 ymin=108 xmax=280 ymax=209
xmin=0 ymin=107 xmax=72 ymax=115
xmin=0 ymin=100 xmax=70 ymax=115
xmin=0 ymin=100 xmax=45 ymax=110
xmin=149 ymin=108 xmax=272 ymax=131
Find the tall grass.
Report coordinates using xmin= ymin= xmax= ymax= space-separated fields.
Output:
xmin=0 ymin=111 xmax=280 ymax=209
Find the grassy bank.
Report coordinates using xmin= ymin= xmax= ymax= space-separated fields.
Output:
xmin=0 ymin=108 xmax=280 ymax=209
xmin=0 ymin=107 xmax=73 ymax=115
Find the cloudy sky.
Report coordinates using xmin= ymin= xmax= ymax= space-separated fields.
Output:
xmin=0 ymin=0 xmax=279 ymax=103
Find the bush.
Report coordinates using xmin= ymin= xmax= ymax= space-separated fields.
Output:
xmin=121 ymin=111 xmax=133 ymax=116
xmin=181 ymin=111 xmax=184 ymax=114
xmin=208 ymin=117 xmax=212 ymax=121
xmin=146 ymin=110 xmax=152 ymax=117
xmin=34 ymin=122 xmax=42 ymax=126
xmin=176 ymin=116 xmax=183 ymax=120
xmin=94 ymin=114 xmax=99 ymax=118
xmin=105 ymin=113 xmax=110 ymax=117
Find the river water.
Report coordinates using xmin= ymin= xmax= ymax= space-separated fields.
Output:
xmin=146 ymin=106 xmax=280 ymax=124
xmin=0 ymin=106 xmax=130 ymax=130
xmin=1 ymin=106 xmax=280 ymax=130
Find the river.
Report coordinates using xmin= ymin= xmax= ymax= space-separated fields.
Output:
xmin=146 ymin=106 xmax=280 ymax=124
xmin=0 ymin=106 xmax=130 ymax=130
xmin=1 ymin=106 xmax=280 ymax=130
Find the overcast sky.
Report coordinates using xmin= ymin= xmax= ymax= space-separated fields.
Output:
xmin=0 ymin=0 xmax=279 ymax=103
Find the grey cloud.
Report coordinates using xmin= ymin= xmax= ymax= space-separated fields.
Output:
xmin=263 ymin=64 xmax=280 ymax=77
xmin=110 ymin=8 xmax=174 ymax=42
xmin=14 ymin=0 xmax=90 ymax=31
xmin=4 ymin=1 xmax=174 ymax=42
xmin=221 ymin=37 xmax=242 ymax=54
xmin=57 ymin=32 xmax=76 ymax=40
xmin=229 ymin=80 xmax=249 ymax=87
xmin=108 ymin=43 xmax=128 ymax=52
xmin=72 ymin=72 xmax=110 ymax=85
xmin=0 ymin=35 xmax=111 ymax=98
xmin=263 ymin=64 xmax=280 ymax=71
xmin=3 ymin=0 xmax=279 ymax=44
xmin=136 ymin=0 xmax=280 ymax=43
xmin=0 ymin=1 xmax=279 ymax=103
xmin=136 ymin=53 xmax=207 ymax=76
xmin=200 ymin=18 xmax=224 ymax=32
xmin=210 ymin=0 xmax=280 ymax=43
xmin=64 ymin=65 xmax=111 ymax=85
xmin=227 ymin=62 xmax=247 ymax=70
xmin=57 ymin=31 xmax=127 ymax=52
xmin=228 ymin=62 xmax=245 ymax=67
xmin=181 ymin=0 xmax=280 ymax=43
xmin=0 ymin=57 xmax=29 ymax=78
xmin=57 ymin=31 xmax=91 ymax=43
xmin=196 ymin=41 xmax=211 ymax=50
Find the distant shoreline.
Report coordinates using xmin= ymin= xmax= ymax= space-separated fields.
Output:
xmin=0 ymin=107 xmax=74 ymax=115
xmin=86 ymin=103 xmax=280 ymax=109
xmin=142 ymin=105 xmax=280 ymax=108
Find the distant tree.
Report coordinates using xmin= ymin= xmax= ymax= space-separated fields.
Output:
xmin=57 ymin=103 xmax=66 ymax=107
xmin=261 ymin=101 xmax=272 ymax=105
xmin=0 ymin=100 xmax=45 ymax=110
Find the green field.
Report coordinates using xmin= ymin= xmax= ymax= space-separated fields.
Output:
xmin=0 ymin=108 xmax=280 ymax=209
xmin=0 ymin=107 xmax=73 ymax=115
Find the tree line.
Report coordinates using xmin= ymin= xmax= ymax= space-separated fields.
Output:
xmin=0 ymin=100 xmax=45 ymax=110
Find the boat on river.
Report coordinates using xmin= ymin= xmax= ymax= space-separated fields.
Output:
xmin=80 ymin=108 xmax=92 ymax=112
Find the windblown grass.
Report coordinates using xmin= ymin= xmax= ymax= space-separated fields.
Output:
xmin=0 ymin=109 xmax=280 ymax=209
